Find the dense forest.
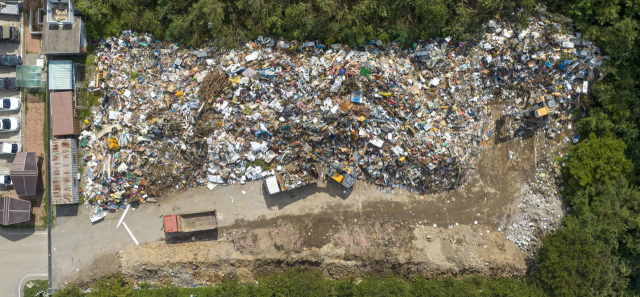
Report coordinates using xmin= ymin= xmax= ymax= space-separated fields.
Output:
xmin=60 ymin=0 xmax=640 ymax=295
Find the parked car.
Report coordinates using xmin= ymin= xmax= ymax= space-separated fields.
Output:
xmin=0 ymin=174 xmax=12 ymax=187
xmin=0 ymin=142 xmax=20 ymax=154
xmin=0 ymin=117 xmax=19 ymax=132
xmin=1 ymin=77 xmax=18 ymax=90
xmin=0 ymin=97 xmax=20 ymax=111
xmin=0 ymin=25 xmax=19 ymax=41
xmin=0 ymin=55 xmax=21 ymax=67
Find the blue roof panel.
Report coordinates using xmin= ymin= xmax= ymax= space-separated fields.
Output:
xmin=48 ymin=60 xmax=73 ymax=90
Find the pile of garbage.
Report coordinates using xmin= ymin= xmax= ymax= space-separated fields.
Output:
xmin=506 ymin=167 xmax=565 ymax=251
xmin=79 ymin=15 xmax=602 ymax=208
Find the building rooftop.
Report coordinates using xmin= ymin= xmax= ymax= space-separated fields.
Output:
xmin=50 ymin=139 xmax=79 ymax=204
xmin=48 ymin=60 xmax=73 ymax=90
xmin=47 ymin=0 xmax=74 ymax=25
xmin=0 ymin=197 xmax=31 ymax=225
xmin=10 ymin=152 xmax=39 ymax=197
xmin=42 ymin=15 xmax=86 ymax=55
xmin=50 ymin=91 xmax=79 ymax=136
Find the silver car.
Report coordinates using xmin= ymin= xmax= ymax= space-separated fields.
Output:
xmin=0 ymin=97 xmax=20 ymax=111
xmin=0 ymin=117 xmax=19 ymax=132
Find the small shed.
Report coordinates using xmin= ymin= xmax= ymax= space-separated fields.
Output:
xmin=50 ymin=91 xmax=79 ymax=136
xmin=0 ymin=197 xmax=31 ymax=225
xmin=48 ymin=60 xmax=73 ymax=90
xmin=50 ymin=139 xmax=79 ymax=204
xmin=10 ymin=152 xmax=39 ymax=196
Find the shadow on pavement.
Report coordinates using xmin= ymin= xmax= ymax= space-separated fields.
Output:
xmin=0 ymin=228 xmax=36 ymax=242
xmin=164 ymin=228 xmax=218 ymax=244
xmin=56 ymin=204 xmax=79 ymax=217
xmin=263 ymin=179 xmax=353 ymax=210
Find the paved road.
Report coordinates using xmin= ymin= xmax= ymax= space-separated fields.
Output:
xmin=53 ymin=177 xmax=418 ymax=289
xmin=51 ymin=179 xmax=352 ymax=289
xmin=0 ymin=11 xmax=24 ymax=197
xmin=52 ymin=148 xmax=528 ymax=290
xmin=0 ymin=229 xmax=48 ymax=296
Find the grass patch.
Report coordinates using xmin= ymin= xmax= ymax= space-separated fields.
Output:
xmin=54 ymin=271 xmax=545 ymax=297
xmin=71 ymin=53 xmax=96 ymax=68
xmin=36 ymin=192 xmax=54 ymax=228
xmin=42 ymin=99 xmax=47 ymax=154
xmin=22 ymin=92 xmax=28 ymax=113
xmin=27 ymin=90 xmax=46 ymax=102
xmin=72 ymin=53 xmax=101 ymax=121
xmin=23 ymin=279 xmax=48 ymax=297
xmin=245 ymin=159 xmax=271 ymax=171
xmin=76 ymin=90 xmax=99 ymax=120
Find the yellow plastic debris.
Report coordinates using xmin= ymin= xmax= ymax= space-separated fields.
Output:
xmin=108 ymin=138 xmax=120 ymax=151
xmin=229 ymin=77 xmax=243 ymax=85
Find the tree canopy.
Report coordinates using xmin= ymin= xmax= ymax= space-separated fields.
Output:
xmin=566 ymin=133 xmax=632 ymax=188
xmin=75 ymin=0 xmax=535 ymax=47
xmin=64 ymin=0 xmax=640 ymax=295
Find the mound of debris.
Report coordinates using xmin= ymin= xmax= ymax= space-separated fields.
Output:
xmin=79 ymin=15 xmax=601 ymax=212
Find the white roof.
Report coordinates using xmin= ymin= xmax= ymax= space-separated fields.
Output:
xmin=48 ymin=60 xmax=73 ymax=90
xmin=264 ymin=176 xmax=280 ymax=194
xmin=0 ymin=3 xmax=19 ymax=15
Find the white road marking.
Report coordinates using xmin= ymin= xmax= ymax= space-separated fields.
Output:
xmin=117 ymin=204 xmax=130 ymax=228
xmin=122 ymin=222 xmax=139 ymax=245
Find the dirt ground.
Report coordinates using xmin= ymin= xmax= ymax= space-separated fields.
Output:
xmin=20 ymin=94 xmax=46 ymax=226
xmin=63 ymin=101 xmax=572 ymax=287
xmin=25 ymin=0 xmax=43 ymax=54
xmin=25 ymin=94 xmax=45 ymax=155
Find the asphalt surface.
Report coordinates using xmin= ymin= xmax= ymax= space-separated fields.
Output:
xmin=0 ymin=6 xmax=47 ymax=297
xmin=53 ymin=178 xmax=386 ymax=289
xmin=0 ymin=229 xmax=48 ymax=296
xmin=0 ymin=10 xmax=24 ymax=196
xmin=51 ymin=180 xmax=335 ymax=289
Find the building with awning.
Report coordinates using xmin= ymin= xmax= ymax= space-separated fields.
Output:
xmin=10 ymin=152 xmax=39 ymax=196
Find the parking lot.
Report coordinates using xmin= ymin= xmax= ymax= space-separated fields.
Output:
xmin=0 ymin=13 xmax=24 ymax=192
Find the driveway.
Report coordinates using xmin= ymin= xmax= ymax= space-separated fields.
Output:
xmin=0 ymin=228 xmax=48 ymax=296
xmin=52 ymin=179 xmax=342 ymax=289
xmin=0 ymin=9 xmax=24 ymax=196
xmin=53 ymin=178 xmax=388 ymax=288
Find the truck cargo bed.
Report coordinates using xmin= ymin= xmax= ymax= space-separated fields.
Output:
xmin=179 ymin=210 xmax=217 ymax=232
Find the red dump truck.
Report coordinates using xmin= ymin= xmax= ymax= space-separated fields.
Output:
xmin=163 ymin=210 xmax=218 ymax=233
